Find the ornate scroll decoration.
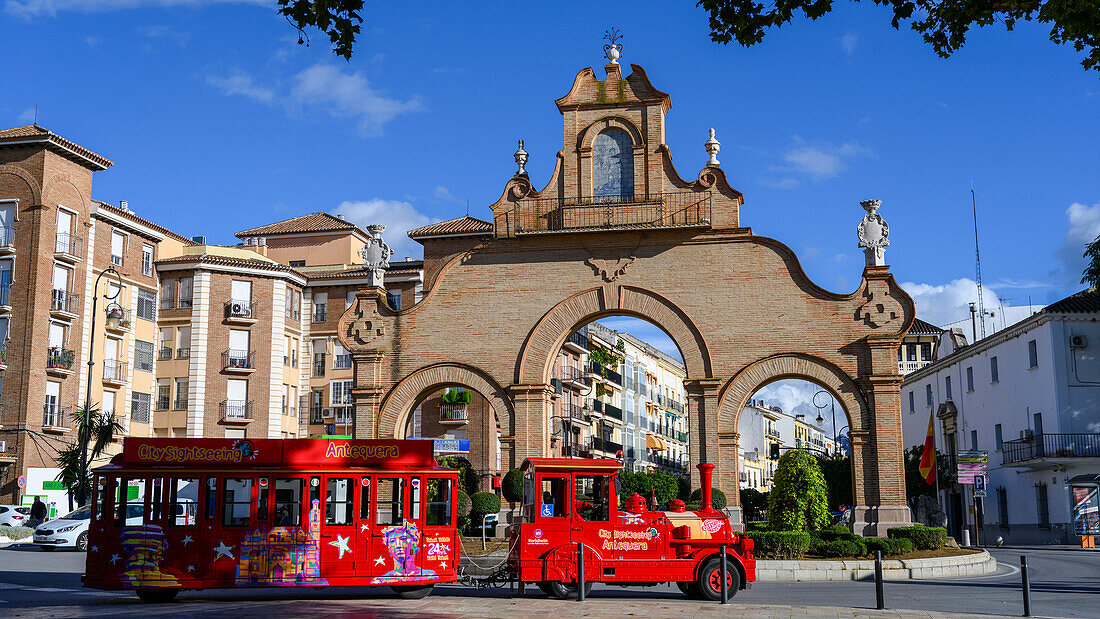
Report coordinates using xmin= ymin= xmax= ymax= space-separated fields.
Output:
xmin=857 ymin=290 xmax=902 ymax=328
xmin=585 ymin=255 xmax=636 ymax=282
xmin=344 ymin=297 xmax=386 ymax=349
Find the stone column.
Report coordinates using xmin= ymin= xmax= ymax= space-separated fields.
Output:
xmin=509 ymin=383 xmax=553 ymax=463
xmin=337 ymin=287 xmax=390 ymax=440
xmin=351 ymin=350 xmax=384 ymax=439
xmin=718 ymin=430 xmax=743 ymax=530
xmin=685 ymin=379 xmax=737 ymax=519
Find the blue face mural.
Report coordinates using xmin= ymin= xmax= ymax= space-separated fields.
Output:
xmin=592 ymin=128 xmax=634 ymax=200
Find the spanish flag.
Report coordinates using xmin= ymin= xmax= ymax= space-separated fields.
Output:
xmin=918 ymin=409 xmax=937 ymax=485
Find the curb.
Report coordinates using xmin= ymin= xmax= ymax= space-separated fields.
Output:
xmin=756 ymin=550 xmax=996 ymax=581
xmin=0 ymin=537 xmax=32 ymax=548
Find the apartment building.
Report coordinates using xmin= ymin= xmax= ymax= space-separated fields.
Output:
xmin=738 ymin=398 xmax=834 ymax=491
xmin=901 ymin=288 xmax=1100 ymax=545
xmin=899 ymin=318 xmax=944 ymax=375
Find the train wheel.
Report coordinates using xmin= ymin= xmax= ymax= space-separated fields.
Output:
xmin=546 ymin=580 xmax=594 ymax=600
xmin=136 ymin=589 xmax=179 ymax=604
xmin=696 ymin=556 xmax=741 ymax=602
xmin=391 ymin=584 xmax=434 ymax=599
xmin=676 ymin=580 xmax=701 ymax=598
xmin=536 ymin=581 xmax=554 ymax=596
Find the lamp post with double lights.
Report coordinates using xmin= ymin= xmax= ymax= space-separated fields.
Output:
xmin=76 ymin=265 xmax=122 ymax=507
xmin=813 ymin=390 xmax=840 ymax=458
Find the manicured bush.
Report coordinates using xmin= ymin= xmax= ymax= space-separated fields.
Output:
xmin=887 ymin=525 xmax=948 ymax=550
xmin=688 ymin=486 xmax=728 ymax=509
xmin=810 ymin=539 xmax=867 ymax=558
xmin=767 ymin=450 xmax=830 ymax=532
xmin=456 ymin=490 xmax=472 ymax=532
xmin=471 ymin=491 xmax=501 ymax=517
xmin=740 ymin=488 xmax=768 ymax=520
xmin=815 ymin=525 xmax=859 ymax=542
xmin=502 ymin=468 xmax=524 ymax=503
xmin=864 ymin=537 xmax=914 ymax=556
xmin=744 ymin=531 xmax=812 ymax=559
xmin=0 ymin=526 xmax=32 ymax=540
xmin=746 ymin=521 xmax=769 ymax=532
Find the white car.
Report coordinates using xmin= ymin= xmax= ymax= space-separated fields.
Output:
xmin=0 ymin=504 xmax=30 ymax=527
xmin=33 ymin=505 xmax=91 ymax=551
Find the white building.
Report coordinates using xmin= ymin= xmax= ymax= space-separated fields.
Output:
xmin=901 ymin=288 xmax=1100 ymax=544
xmin=738 ymin=399 xmax=836 ymax=491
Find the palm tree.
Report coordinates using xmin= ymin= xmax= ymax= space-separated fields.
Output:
xmin=55 ymin=402 xmax=123 ymax=510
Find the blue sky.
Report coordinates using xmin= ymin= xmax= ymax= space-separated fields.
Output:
xmin=4 ymin=1 xmax=1097 ymax=420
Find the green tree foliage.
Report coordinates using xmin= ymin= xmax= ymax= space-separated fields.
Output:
xmin=502 ymin=468 xmax=524 ymax=503
xmin=740 ymin=487 xmax=769 ymax=519
xmin=55 ymin=403 xmax=123 ymax=508
xmin=1083 ymin=233 xmax=1100 ymax=287
xmin=816 ymin=455 xmax=853 ymax=510
xmin=456 ymin=490 xmax=472 ymax=532
xmin=440 ymin=388 xmax=472 ymax=405
xmin=278 ymin=0 xmax=364 ymax=61
xmin=619 ymin=469 xmax=682 ymax=505
xmin=766 ymin=450 xmax=830 ymax=532
xmin=698 ymin=0 xmax=1100 ymax=73
xmin=904 ymin=444 xmax=957 ymax=499
xmin=470 ymin=492 xmax=501 ymax=519
xmin=688 ymin=486 xmax=728 ymax=509
xmin=588 ymin=339 xmax=627 ymax=368
xmin=437 ymin=456 xmax=479 ymax=496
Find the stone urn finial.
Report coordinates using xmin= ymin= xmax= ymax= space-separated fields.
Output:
xmin=705 ymin=128 xmax=721 ymax=167
xmin=603 ymin=28 xmax=623 ymax=64
xmin=514 ymin=139 xmax=528 ymax=177
xmin=857 ymin=199 xmax=890 ymax=267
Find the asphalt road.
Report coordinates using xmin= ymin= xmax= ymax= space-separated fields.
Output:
xmin=0 ymin=544 xmax=1096 ymax=617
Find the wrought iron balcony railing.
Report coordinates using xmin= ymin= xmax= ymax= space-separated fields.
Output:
xmin=565 ymin=331 xmax=590 ymax=351
xmin=495 ymin=191 xmax=713 ymax=238
xmin=224 ymin=299 xmax=258 ymax=320
xmin=222 ymin=349 xmax=255 ymax=370
xmin=312 ymin=305 xmax=327 ymax=323
xmin=102 ymin=360 xmax=128 ymax=383
xmin=590 ymin=436 xmax=623 ymax=454
xmin=220 ymin=400 xmax=252 ymax=420
xmin=43 ymin=404 xmax=69 ymax=428
xmin=55 ymin=232 xmax=83 ymax=257
xmin=440 ymin=404 xmax=469 ymax=423
xmin=586 ymin=361 xmax=622 ymax=385
xmin=1003 ymin=433 xmax=1100 ymax=464
xmin=47 ymin=346 xmax=76 ymax=371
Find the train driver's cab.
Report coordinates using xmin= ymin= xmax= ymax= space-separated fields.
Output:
xmin=519 ymin=458 xmax=622 ymax=524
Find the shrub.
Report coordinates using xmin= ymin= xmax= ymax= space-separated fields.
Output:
xmin=887 ymin=525 xmax=948 ymax=550
xmin=746 ymin=521 xmax=769 ymax=532
xmin=0 ymin=526 xmax=32 ymax=540
xmin=740 ymin=488 xmax=768 ymax=520
xmin=440 ymin=388 xmax=472 ymax=405
xmin=456 ymin=490 xmax=472 ymax=532
xmin=815 ymin=525 xmax=859 ymax=542
xmin=744 ymin=531 xmax=812 ymax=559
xmin=810 ymin=539 xmax=866 ymax=558
xmin=438 ymin=456 xmax=479 ymax=496
xmin=470 ymin=491 xmax=501 ymax=517
xmin=688 ymin=486 xmax=728 ymax=509
xmin=620 ymin=470 xmax=681 ymax=506
xmin=502 ymin=468 xmax=524 ymax=504
xmin=864 ymin=537 xmax=914 ymax=556
xmin=767 ymin=450 xmax=830 ymax=532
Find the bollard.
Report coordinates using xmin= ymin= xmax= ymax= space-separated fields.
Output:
xmin=874 ymin=550 xmax=885 ymax=610
xmin=1020 ymin=555 xmax=1031 ymax=617
xmin=720 ymin=545 xmax=729 ymax=604
xmin=577 ymin=541 xmax=586 ymax=602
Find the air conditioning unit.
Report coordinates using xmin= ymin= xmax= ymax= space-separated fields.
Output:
xmin=322 ymin=408 xmax=334 ymax=419
xmin=231 ymin=302 xmax=245 ymax=315
xmin=1070 ymin=335 xmax=1088 ymax=348
xmin=1020 ymin=429 xmax=1034 ymax=441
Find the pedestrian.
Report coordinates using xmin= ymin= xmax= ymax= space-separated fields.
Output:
xmin=29 ymin=496 xmax=47 ymax=528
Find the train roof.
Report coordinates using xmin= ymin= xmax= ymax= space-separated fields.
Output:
xmin=520 ymin=457 xmax=623 ymax=472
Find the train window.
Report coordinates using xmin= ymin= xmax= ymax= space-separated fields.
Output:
xmin=150 ymin=477 xmax=164 ymax=521
xmin=274 ymin=478 xmax=302 ymax=526
xmin=169 ymin=478 xmax=200 ymax=526
xmin=204 ymin=477 xmax=217 ymax=520
xmin=540 ymin=476 xmax=568 ymax=518
xmin=223 ymin=478 xmax=252 ymax=526
xmin=376 ymin=478 xmax=404 ymax=526
xmin=257 ymin=478 xmax=269 ymax=520
xmin=114 ymin=478 xmax=144 ymax=526
xmin=574 ymin=474 xmax=610 ymax=522
xmin=426 ymin=478 xmax=453 ymax=526
xmin=326 ymin=478 xmax=354 ymax=526
xmin=94 ymin=477 xmax=107 ymax=521
xmin=359 ymin=477 xmax=371 ymax=521
xmin=410 ymin=477 xmax=422 ymax=520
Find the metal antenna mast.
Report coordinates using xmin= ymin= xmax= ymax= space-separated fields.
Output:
xmin=971 ymin=187 xmax=987 ymax=339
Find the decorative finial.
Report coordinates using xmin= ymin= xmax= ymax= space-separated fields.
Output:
xmin=514 ymin=139 xmax=528 ymax=177
xmin=603 ymin=28 xmax=623 ymax=64
xmin=704 ymin=128 xmax=721 ymax=167
xmin=361 ymin=224 xmax=392 ymax=287
xmin=857 ymin=199 xmax=889 ymax=267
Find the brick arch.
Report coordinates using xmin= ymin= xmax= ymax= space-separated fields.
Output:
xmin=577 ymin=116 xmax=645 ymax=150
xmin=0 ymin=164 xmax=42 ymax=204
xmin=517 ymin=285 xmax=711 ymax=384
xmin=42 ymin=172 xmax=89 ymax=210
xmin=377 ymin=362 xmax=514 ymax=439
xmin=718 ymin=353 xmax=869 ymax=433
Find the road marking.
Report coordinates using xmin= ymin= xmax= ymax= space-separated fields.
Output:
xmin=0 ymin=581 xmax=122 ymax=596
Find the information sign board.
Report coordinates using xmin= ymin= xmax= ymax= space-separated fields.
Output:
xmin=974 ymin=473 xmax=987 ymax=498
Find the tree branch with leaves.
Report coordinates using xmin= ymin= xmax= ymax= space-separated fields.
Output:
xmin=278 ymin=0 xmax=365 ymax=61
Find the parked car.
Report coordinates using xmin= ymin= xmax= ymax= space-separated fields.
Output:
xmin=33 ymin=505 xmax=92 ymax=551
xmin=0 ymin=504 xmax=30 ymax=527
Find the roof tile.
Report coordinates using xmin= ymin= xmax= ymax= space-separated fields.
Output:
xmin=0 ymin=124 xmax=113 ymax=169
xmin=236 ymin=213 xmax=367 ymax=238
xmin=1043 ymin=287 xmax=1100 ymax=313
xmin=408 ymin=216 xmax=492 ymax=239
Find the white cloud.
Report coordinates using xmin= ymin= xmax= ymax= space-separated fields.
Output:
xmin=206 ymin=72 xmax=275 ymax=104
xmin=332 ymin=199 xmax=436 ymax=260
xmin=138 ymin=24 xmax=189 ymax=47
xmin=1054 ymin=201 xmax=1100 ymax=286
xmin=753 ymin=379 xmax=844 ymax=435
xmin=759 ymin=176 xmax=800 ymax=190
xmin=781 ymin=137 xmax=872 ymax=181
xmin=900 ymin=278 xmax=1001 ymax=329
xmin=434 ymin=186 xmax=463 ymax=204
xmin=4 ymin=0 xmax=264 ymax=18
xmin=17 ymin=107 xmax=35 ymax=123
xmin=839 ymin=33 xmax=858 ymax=56
xmin=84 ymin=35 xmax=102 ymax=47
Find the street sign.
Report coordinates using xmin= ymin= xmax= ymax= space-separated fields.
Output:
xmin=974 ymin=473 xmax=987 ymax=497
xmin=957 ymin=450 xmax=989 ymax=484
xmin=16 ymin=475 xmax=25 ymax=489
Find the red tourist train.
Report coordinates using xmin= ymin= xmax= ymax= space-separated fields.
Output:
xmin=509 ymin=458 xmax=755 ymax=600
xmin=84 ymin=438 xmax=460 ymax=603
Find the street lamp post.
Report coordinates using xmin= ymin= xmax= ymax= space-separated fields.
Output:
xmin=813 ymin=390 xmax=839 ymax=457
xmin=76 ymin=265 xmax=122 ymax=507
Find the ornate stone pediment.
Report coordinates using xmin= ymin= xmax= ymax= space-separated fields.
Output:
xmin=857 ymin=290 xmax=902 ymax=328
xmin=340 ymin=293 xmax=389 ymax=351
xmin=585 ymin=254 xmax=636 ymax=282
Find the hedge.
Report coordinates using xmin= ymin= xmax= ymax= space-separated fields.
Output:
xmin=887 ymin=526 xmax=948 ymax=550
xmin=746 ymin=521 xmax=769 ymax=532
xmin=0 ymin=526 xmax=32 ymax=540
xmin=744 ymin=531 xmax=812 ymax=559
xmin=688 ymin=487 xmax=728 ymax=510
xmin=810 ymin=539 xmax=867 ymax=558
xmin=815 ymin=525 xmax=857 ymax=542
xmin=502 ymin=468 xmax=524 ymax=504
xmin=864 ymin=537 xmax=914 ymax=556
xmin=470 ymin=492 xmax=501 ymax=516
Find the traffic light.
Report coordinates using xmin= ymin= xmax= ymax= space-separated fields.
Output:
xmin=769 ymin=442 xmax=780 ymax=459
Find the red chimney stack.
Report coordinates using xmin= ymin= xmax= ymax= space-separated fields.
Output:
xmin=697 ymin=462 xmax=715 ymax=512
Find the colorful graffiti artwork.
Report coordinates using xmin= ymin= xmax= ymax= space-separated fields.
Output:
xmin=370 ymin=521 xmax=438 ymax=584
xmin=236 ymin=499 xmax=327 ymax=585
xmin=119 ymin=524 xmax=181 ymax=588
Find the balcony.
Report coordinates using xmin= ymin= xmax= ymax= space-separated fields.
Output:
xmin=312 ymin=357 xmax=326 ymax=378
xmin=899 ymin=360 xmax=931 ymax=374
xmin=1003 ymin=433 xmax=1100 ymax=467
xmin=222 ymin=349 xmax=256 ymax=374
xmin=560 ymin=366 xmax=589 ymax=389
xmin=104 ymin=309 xmax=131 ymax=334
xmin=585 ymin=361 xmax=622 ymax=386
xmin=0 ymin=282 xmax=9 ymax=312
xmin=220 ymin=400 xmax=253 ymax=423
xmin=224 ymin=299 xmax=258 ymax=324
xmin=563 ymin=330 xmax=590 ymax=354
xmin=101 ymin=360 xmax=128 ymax=386
xmin=590 ymin=399 xmax=623 ymax=422
xmin=439 ymin=403 xmax=469 ymax=425
xmin=42 ymin=405 xmax=70 ymax=434
xmin=495 ymin=191 xmax=713 ymax=238
xmin=158 ymin=346 xmax=173 ymax=361
xmin=46 ymin=347 xmax=76 ymax=377
xmin=177 ymin=347 xmax=190 ymax=360
xmin=590 ymin=436 xmax=623 ymax=455
xmin=765 ymin=428 xmax=781 ymax=440
xmin=54 ymin=232 xmax=83 ymax=262
xmin=309 ymin=407 xmax=325 ymax=424
xmin=562 ymin=403 xmax=587 ymax=423
xmin=332 ymin=406 xmax=353 ymax=424
xmin=312 ymin=305 xmax=327 ymax=323
xmin=50 ymin=289 xmax=79 ymax=320
xmin=0 ymin=226 xmax=14 ymax=254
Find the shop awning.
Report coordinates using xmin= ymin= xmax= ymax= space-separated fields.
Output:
xmin=646 ymin=434 xmax=667 ymax=451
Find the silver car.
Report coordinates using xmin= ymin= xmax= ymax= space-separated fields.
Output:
xmin=33 ymin=505 xmax=91 ymax=551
